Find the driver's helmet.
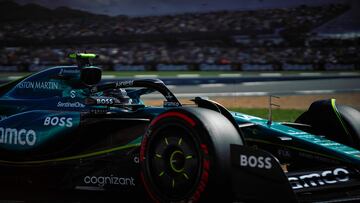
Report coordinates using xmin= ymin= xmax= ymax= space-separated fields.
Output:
xmin=104 ymin=88 xmax=132 ymax=104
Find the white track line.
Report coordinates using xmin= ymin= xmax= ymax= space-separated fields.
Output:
xmin=7 ymin=76 xmax=22 ymax=80
xmin=199 ymin=83 xmax=225 ymax=88
xmin=295 ymin=90 xmax=335 ymax=94
xmin=177 ymin=74 xmax=200 ymax=78
xmin=259 ymin=73 xmax=282 ymax=77
xmin=299 ymin=72 xmax=322 ymax=76
xmin=134 ymin=74 xmax=158 ymax=78
xmin=339 ymin=72 xmax=360 ymax=76
xmin=242 ymin=82 xmax=270 ymax=86
xmin=219 ymin=73 xmax=242 ymax=77
xmin=102 ymin=75 xmax=116 ymax=79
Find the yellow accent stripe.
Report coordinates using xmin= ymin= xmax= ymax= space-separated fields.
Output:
xmin=331 ymin=99 xmax=351 ymax=137
xmin=164 ymin=137 xmax=169 ymax=145
xmin=0 ymin=144 xmax=140 ymax=165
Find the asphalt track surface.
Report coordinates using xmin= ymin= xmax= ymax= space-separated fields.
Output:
xmin=159 ymin=78 xmax=360 ymax=98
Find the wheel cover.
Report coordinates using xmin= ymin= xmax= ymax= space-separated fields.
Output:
xmin=146 ymin=124 xmax=202 ymax=200
xmin=169 ymin=150 xmax=185 ymax=173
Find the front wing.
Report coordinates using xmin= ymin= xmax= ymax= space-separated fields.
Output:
xmin=230 ymin=145 xmax=360 ymax=202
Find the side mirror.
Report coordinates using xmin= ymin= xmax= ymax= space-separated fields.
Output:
xmin=81 ymin=67 xmax=102 ymax=86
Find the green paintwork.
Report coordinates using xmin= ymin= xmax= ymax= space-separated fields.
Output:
xmin=232 ymin=111 xmax=360 ymax=165
xmin=1 ymin=64 xmax=360 ymax=170
xmin=0 ymin=110 xmax=80 ymax=151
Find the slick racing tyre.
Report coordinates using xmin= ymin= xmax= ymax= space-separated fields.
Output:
xmin=140 ymin=107 xmax=244 ymax=202
xmin=296 ymin=99 xmax=360 ymax=149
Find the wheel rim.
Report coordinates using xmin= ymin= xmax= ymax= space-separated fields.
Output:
xmin=146 ymin=124 xmax=202 ymax=200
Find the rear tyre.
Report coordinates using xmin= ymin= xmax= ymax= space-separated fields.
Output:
xmin=140 ymin=107 xmax=243 ymax=202
xmin=296 ymin=99 xmax=360 ymax=149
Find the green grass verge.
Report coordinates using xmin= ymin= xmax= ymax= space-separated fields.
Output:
xmin=228 ymin=108 xmax=305 ymax=122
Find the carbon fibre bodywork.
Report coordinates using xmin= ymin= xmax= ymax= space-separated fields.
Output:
xmin=0 ymin=65 xmax=360 ymax=202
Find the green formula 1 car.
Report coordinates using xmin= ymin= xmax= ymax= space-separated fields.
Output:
xmin=0 ymin=53 xmax=360 ymax=202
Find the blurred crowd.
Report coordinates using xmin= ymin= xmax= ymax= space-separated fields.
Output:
xmin=0 ymin=4 xmax=347 ymax=42
xmin=1 ymin=38 xmax=359 ymax=66
xmin=0 ymin=3 xmax=358 ymax=69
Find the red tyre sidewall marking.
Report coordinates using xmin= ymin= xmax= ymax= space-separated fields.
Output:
xmin=150 ymin=112 xmax=196 ymax=127
xmin=190 ymin=143 xmax=210 ymax=202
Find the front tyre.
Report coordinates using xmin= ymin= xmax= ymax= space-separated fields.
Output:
xmin=140 ymin=108 xmax=244 ymax=202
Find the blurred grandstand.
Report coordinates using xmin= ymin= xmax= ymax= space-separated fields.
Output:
xmin=0 ymin=0 xmax=359 ymax=72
